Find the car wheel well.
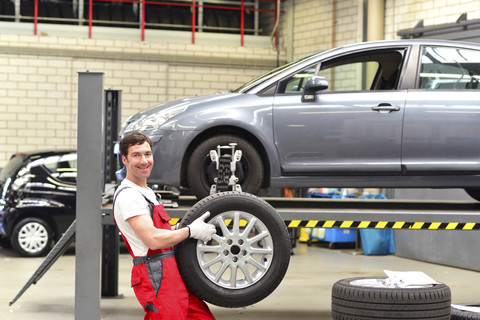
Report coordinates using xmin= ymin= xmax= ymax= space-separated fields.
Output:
xmin=180 ymin=126 xmax=270 ymax=189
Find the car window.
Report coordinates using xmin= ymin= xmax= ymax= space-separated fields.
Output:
xmin=277 ymin=49 xmax=404 ymax=94
xmin=43 ymin=154 xmax=77 ymax=184
xmin=419 ymin=46 xmax=480 ymax=89
xmin=0 ymin=154 xmax=25 ymax=182
xmin=283 ymin=65 xmax=317 ymax=93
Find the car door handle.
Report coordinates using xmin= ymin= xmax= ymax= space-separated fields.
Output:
xmin=371 ymin=104 xmax=400 ymax=112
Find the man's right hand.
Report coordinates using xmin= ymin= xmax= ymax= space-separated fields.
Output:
xmin=188 ymin=211 xmax=216 ymax=242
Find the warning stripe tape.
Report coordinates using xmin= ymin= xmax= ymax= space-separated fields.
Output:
xmin=285 ymin=220 xmax=480 ymax=230
xmin=171 ymin=218 xmax=480 ymax=230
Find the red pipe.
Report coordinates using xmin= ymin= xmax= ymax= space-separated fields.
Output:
xmin=240 ymin=0 xmax=244 ymax=46
xmin=192 ymin=0 xmax=196 ymax=44
xmin=34 ymin=0 xmax=38 ymax=35
xmin=274 ymin=0 xmax=278 ymax=48
xmin=89 ymin=0 xmax=93 ymax=38
xmin=141 ymin=0 xmax=145 ymax=41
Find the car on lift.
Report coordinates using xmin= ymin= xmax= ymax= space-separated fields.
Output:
xmin=117 ymin=39 xmax=480 ymax=200
xmin=0 ymin=150 xmax=77 ymax=257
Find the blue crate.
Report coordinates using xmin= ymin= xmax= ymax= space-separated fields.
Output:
xmin=309 ymin=192 xmax=355 ymax=199
xmin=324 ymin=228 xmax=356 ymax=243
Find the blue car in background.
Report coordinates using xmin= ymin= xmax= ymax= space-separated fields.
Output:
xmin=118 ymin=40 xmax=480 ymax=200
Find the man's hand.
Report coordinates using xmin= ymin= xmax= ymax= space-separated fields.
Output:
xmin=188 ymin=211 xmax=216 ymax=242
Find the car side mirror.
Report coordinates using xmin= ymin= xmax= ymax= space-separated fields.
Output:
xmin=301 ymin=76 xmax=328 ymax=102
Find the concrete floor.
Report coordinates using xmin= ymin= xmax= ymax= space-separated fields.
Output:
xmin=1 ymin=241 xmax=480 ymax=320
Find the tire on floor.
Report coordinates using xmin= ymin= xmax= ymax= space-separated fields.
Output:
xmin=175 ymin=191 xmax=291 ymax=308
xmin=331 ymin=277 xmax=451 ymax=319
xmin=451 ymin=303 xmax=480 ymax=320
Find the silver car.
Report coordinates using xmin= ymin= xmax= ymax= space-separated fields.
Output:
xmin=118 ymin=39 xmax=480 ymax=200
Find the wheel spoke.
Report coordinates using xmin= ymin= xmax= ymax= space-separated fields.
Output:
xmin=201 ymin=252 xmax=223 ymax=269
xmin=213 ymin=261 xmax=230 ymax=283
xmin=232 ymin=212 xmax=240 ymax=236
xmin=245 ymin=256 xmax=267 ymax=273
xmin=229 ymin=264 xmax=238 ymax=287
xmin=238 ymin=262 xmax=254 ymax=284
xmin=198 ymin=243 xmax=222 ymax=254
xmin=247 ymin=230 xmax=269 ymax=244
xmin=241 ymin=216 xmax=257 ymax=237
xmin=215 ymin=216 xmax=231 ymax=236
xmin=249 ymin=247 xmax=273 ymax=255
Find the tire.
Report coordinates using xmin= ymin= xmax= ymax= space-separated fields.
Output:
xmin=10 ymin=217 xmax=53 ymax=257
xmin=175 ymin=191 xmax=291 ymax=308
xmin=0 ymin=236 xmax=12 ymax=249
xmin=451 ymin=303 xmax=480 ymax=320
xmin=186 ymin=134 xmax=264 ymax=199
xmin=465 ymin=188 xmax=480 ymax=201
xmin=331 ymin=277 xmax=451 ymax=319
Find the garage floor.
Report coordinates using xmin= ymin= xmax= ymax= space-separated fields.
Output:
xmin=1 ymin=241 xmax=479 ymax=320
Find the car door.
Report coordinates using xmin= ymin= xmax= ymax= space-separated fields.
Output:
xmin=273 ymin=48 xmax=408 ymax=175
xmin=402 ymin=45 xmax=480 ymax=174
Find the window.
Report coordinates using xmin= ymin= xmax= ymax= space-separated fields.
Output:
xmin=419 ymin=46 xmax=480 ymax=89
xmin=282 ymin=65 xmax=317 ymax=93
xmin=277 ymin=50 xmax=404 ymax=94
xmin=44 ymin=154 xmax=77 ymax=184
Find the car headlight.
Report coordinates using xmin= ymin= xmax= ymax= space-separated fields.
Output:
xmin=125 ymin=106 xmax=187 ymax=132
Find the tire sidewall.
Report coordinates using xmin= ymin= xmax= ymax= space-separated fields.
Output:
xmin=175 ymin=191 xmax=290 ymax=307
xmin=332 ymin=276 xmax=451 ymax=319
xmin=335 ymin=276 xmax=450 ymax=299
xmin=451 ymin=304 xmax=480 ymax=320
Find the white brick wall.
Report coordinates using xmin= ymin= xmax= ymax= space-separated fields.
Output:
xmin=287 ymin=0 xmax=359 ymax=59
xmin=385 ymin=0 xmax=480 ymax=39
xmin=287 ymin=0 xmax=480 ymax=56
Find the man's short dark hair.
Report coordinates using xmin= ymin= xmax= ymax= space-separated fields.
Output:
xmin=119 ymin=131 xmax=153 ymax=158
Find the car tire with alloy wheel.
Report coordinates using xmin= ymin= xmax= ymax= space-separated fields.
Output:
xmin=10 ymin=217 xmax=53 ymax=257
xmin=175 ymin=191 xmax=291 ymax=307
xmin=331 ymin=277 xmax=451 ymax=319
xmin=186 ymin=135 xmax=264 ymax=200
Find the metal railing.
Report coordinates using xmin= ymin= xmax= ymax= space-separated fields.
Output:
xmin=0 ymin=0 xmax=282 ymax=46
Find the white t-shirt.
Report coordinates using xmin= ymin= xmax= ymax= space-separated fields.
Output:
xmin=113 ymin=179 xmax=160 ymax=257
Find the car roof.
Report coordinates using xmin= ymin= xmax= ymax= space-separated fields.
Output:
xmin=303 ymin=39 xmax=480 ymax=64
xmin=10 ymin=150 xmax=76 ymax=161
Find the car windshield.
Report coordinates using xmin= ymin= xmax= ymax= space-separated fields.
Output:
xmin=234 ymin=52 xmax=320 ymax=93
xmin=0 ymin=154 xmax=25 ymax=183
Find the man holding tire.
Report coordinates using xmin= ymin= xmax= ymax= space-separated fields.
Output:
xmin=113 ymin=131 xmax=216 ymax=320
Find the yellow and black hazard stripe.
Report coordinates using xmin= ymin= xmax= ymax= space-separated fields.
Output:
xmin=285 ymin=220 xmax=480 ymax=230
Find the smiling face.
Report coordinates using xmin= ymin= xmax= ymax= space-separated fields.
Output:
xmin=122 ymin=141 xmax=154 ymax=188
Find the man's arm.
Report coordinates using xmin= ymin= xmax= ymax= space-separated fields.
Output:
xmin=127 ymin=214 xmax=189 ymax=250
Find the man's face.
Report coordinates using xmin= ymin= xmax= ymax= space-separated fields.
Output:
xmin=122 ymin=141 xmax=154 ymax=185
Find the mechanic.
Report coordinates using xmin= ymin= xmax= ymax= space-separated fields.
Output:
xmin=113 ymin=131 xmax=216 ymax=320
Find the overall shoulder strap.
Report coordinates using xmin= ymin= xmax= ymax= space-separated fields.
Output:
xmin=113 ymin=186 xmax=154 ymax=215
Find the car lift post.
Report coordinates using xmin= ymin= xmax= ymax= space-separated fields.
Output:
xmin=101 ymin=90 xmax=122 ymax=297
xmin=75 ymin=71 xmax=105 ymax=320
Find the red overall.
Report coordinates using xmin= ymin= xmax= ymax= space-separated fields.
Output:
xmin=114 ymin=189 xmax=215 ymax=320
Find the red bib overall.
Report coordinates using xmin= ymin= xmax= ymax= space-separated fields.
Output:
xmin=114 ymin=188 xmax=215 ymax=320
